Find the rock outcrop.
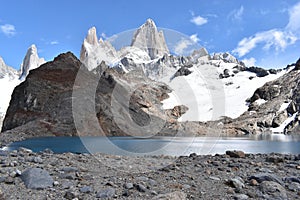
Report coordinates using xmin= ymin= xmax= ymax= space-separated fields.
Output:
xmin=1 ymin=52 xmax=188 ymax=137
xmin=19 ymin=45 xmax=45 ymax=80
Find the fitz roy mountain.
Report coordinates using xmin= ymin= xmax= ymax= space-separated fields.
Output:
xmin=1 ymin=19 xmax=300 ymax=137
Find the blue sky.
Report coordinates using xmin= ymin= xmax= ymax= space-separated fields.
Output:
xmin=0 ymin=0 xmax=299 ymax=69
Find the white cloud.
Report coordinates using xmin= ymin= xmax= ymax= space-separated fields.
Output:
xmin=242 ymin=57 xmax=256 ymax=67
xmin=190 ymin=15 xmax=208 ymax=26
xmin=228 ymin=6 xmax=244 ymax=21
xmin=233 ymin=29 xmax=297 ymax=57
xmin=174 ymin=38 xmax=192 ymax=55
xmin=286 ymin=2 xmax=300 ymax=33
xmin=50 ymin=40 xmax=59 ymax=45
xmin=190 ymin=34 xmax=200 ymax=43
xmin=0 ymin=24 xmax=16 ymax=37
xmin=233 ymin=2 xmax=300 ymax=57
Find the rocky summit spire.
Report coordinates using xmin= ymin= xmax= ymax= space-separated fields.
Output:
xmin=131 ymin=18 xmax=169 ymax=60
xmin=19 ymin=44 xmax=45 ymax=80
xmin=80 ymin=26 xmax=118 ymax=70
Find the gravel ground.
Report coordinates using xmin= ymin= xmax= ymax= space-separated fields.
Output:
xmin=0 ymin=147 xmax=299 ymax=200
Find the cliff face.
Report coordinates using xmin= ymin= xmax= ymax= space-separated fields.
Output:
xmin=2 ymin=52 xmax=188 ymax=137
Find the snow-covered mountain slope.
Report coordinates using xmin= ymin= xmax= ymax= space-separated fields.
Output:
xmin=0 ymin=57 xmax=21 ymax=129
xmin=161 ymin=56 xmax=291 ymax=121
xmin=19 ymin=44 xmax=45 ymax=80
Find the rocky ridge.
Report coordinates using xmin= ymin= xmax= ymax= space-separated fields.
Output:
xmin=1 ymin=52 xmax=190 ymax=137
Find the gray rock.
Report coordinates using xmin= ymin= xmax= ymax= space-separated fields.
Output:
xmin=233 ymin=194 xmax=249 ymax=200
xmin=209 ymin=176 xmax=221 ymax=181
xmin=124 ymin=182 xmax=134 ymax=189
xmin=4 ymin=176 xmax=14 ymax=184
xmin=136 ymin=183 xmax=147 ymax=192
xmin=31 ymin=156 xmax=43 ymax=164
xmin=20 ymin=168 xmax=53 ymax=189
xmin=96 ymin=188 xmax=116 ymax=198
xmin=80 ymin=186 xmax=93 ymax=193
xmin=249 ymin=173 xmax=283 ymax=185
xmin=227 ymin=177 xmax=245 ymax=189
xmin=64 ymin=190 xmax=78 ymax=200
xmin=288 ymin=182 xmax=300 ymax=192
xmin=152 ymin=191 xmax=187 ymax=200
xmin=284 ymin=176 xmax=300 ymax=184
xmin=260 ymin=181 xmax=287 ymax=200
xmin=61 ymin=167 xmax=78 ymax=173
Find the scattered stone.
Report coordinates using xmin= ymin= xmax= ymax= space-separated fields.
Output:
xmin=249 ymin=179 xmax=258 ymax=186
xmin=209 ymin=176 xmax=221 ymax=181
xmin=226 ymin=150 xmax=245 ymax=158
xmin=152 ymin=191 xmax=187 ymax=200
xmin=227 ymin=177 xmax=245 ymax=190
xmin=266 ymin=156 xmax=284 ymax=163
xmin=53 ymin=181 xmax=59 ymax=186
xmin=124 ymin=182 xmax=134 ymax=189
xmin=61 ymin=167 xmax=78 ymax=173
xmin=64 ymin=190 xmax=77 ymax=200
xmin=18 ymin=147 xmax=33 ymax=154
xmin=31 ymin=156 xmax=43 ymax=164
xmin=136 ymin=183 xmax=147 ymax=192
xmin=288 ymin=182 xmax=300 ymax=192
xmin=260 ymin=181 xmax=287 ymax=200
xmin=249 ymin=173 xmax=283 ymax=185
xmin=80 ymin=186 xmax=93 ymax=193
xmin=233 ymin=194 xmax=249 ymax=200
xmin=96 ymin=188 xmax=116 ymax=198
xmin=20 ymin=168 xmax=53 ymax=189
xmin=4 ymin=176 xmax=14 ymax=184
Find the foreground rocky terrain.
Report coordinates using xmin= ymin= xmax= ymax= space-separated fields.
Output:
xmin=0 ymin=147 xmax=299 ymax=199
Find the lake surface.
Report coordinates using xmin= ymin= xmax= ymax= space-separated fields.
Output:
xmin=3 ymin=134 xmax=300 ymax=156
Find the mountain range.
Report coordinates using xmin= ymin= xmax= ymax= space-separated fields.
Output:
xmin=1 ymin=19 xmax=299 ymax=136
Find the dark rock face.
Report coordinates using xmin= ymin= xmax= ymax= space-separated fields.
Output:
xmin=1 ymin=52 xmax=185 ymax=137
xmin=173 ymin=65 xmax=192 ymax=78
xmin=294 ymin=58 xmax=300 ymax=70
xmin=245 ymin=67 xmax=269 ymax=77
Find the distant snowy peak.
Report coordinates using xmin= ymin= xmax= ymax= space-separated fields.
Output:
xmin=80 ymin=27 xmax=118 ymax=70
xmin=0 ymin=56 xmax=18 ymax=79
xmin=212 ymin=52 xmax=240 ymax=64
xmin=131 ymin=18 xmax=169 ymax=59
xmin=19 ymin=44 xmax=45 ymax=80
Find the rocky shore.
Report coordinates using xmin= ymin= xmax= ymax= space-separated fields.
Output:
xmin=0 ymin=142 xmax=299 ymax=200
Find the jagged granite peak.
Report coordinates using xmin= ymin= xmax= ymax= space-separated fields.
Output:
xmin=19 ymin=44 xmax=45 ymax=80
xmin=131 ymin=18 xmax=169 ymax=59
xmin=80 ymin=27 xmax=118 ymax=70
xmin=0 ymin=56 xmax=18 ymax=79
xmin=85 ymin=26 xmax=98 ymax=45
